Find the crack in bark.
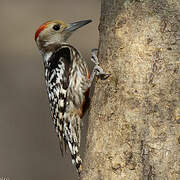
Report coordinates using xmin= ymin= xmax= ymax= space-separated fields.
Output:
xmin=141 ymin=140 xmax=155 ymax=180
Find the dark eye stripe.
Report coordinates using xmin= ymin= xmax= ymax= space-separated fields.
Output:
xmin=53 ymin=24 xmax=60 ymax=31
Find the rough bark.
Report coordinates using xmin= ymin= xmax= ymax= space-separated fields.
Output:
xmin=81 ymin=0 xmax=180 ymax=179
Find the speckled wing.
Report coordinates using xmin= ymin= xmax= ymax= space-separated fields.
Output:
xmin=45 ymin=44 xmax=90 ymax=173
xmin=45 ymin=46 xmax=72 ymax=154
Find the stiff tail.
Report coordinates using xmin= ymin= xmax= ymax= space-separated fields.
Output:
xmin=71 ymin=148 xmax=82 ymax=175
xmin=63 ymin=114 xmax=82 ymax=174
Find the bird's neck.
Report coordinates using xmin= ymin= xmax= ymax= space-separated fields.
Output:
xmin=41 ymin=42 xmax=69 ymax=65
xmin=42 ymin=51 xmax=53 ymax=65
xmin=40 ymin=43 xmax=61 ymax=55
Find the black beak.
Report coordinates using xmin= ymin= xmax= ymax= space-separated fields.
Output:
xmin=65 ymin=19 xmax=92 ymax=32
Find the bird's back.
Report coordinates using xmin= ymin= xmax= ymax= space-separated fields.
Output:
xmin=44 ymin=44 xmax=90 ymax=174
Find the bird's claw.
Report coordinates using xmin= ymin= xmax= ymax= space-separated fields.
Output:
xmin=94 ymin=65 xmax=110 ymax=80
xmin=91 ymin=49 xmax=110 ymax=80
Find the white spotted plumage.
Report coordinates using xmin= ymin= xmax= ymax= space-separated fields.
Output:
xmin=35 ymin=19 xmax=109 ymax=176
xmin=43 ymin=44 xmax=89 ymax=174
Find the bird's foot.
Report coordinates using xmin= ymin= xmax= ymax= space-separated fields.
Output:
xmin=90 ymin=49 xmax=110 ymax=80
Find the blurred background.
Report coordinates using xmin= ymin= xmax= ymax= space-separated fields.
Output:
xmin=0 ymin=0 xmax=100 ymax=179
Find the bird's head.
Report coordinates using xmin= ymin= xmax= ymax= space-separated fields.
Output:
xmin=35 ymin=19 xmax=92 ymax=54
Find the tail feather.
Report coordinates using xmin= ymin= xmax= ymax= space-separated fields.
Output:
xmin=63 ymin=114 xmax=82 ymax=174
xmin=72 ymin=153 xmax=82 ymax=175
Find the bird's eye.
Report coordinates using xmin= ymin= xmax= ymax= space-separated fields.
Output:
xmin=53 ymin=24 xmax=60 ymax=31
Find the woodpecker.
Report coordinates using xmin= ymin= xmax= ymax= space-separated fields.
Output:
xmin=34 ymin=19 xmax=109 ymax=175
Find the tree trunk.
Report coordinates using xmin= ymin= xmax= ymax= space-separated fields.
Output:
xmin=81 ymin=0 xmax=180 ymax=179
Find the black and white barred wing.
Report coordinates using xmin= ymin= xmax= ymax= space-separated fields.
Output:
xmin=45 ymin=44 xmax=89 ymax=173
xmin=45 ymin=47 xmax=72 ymax=153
